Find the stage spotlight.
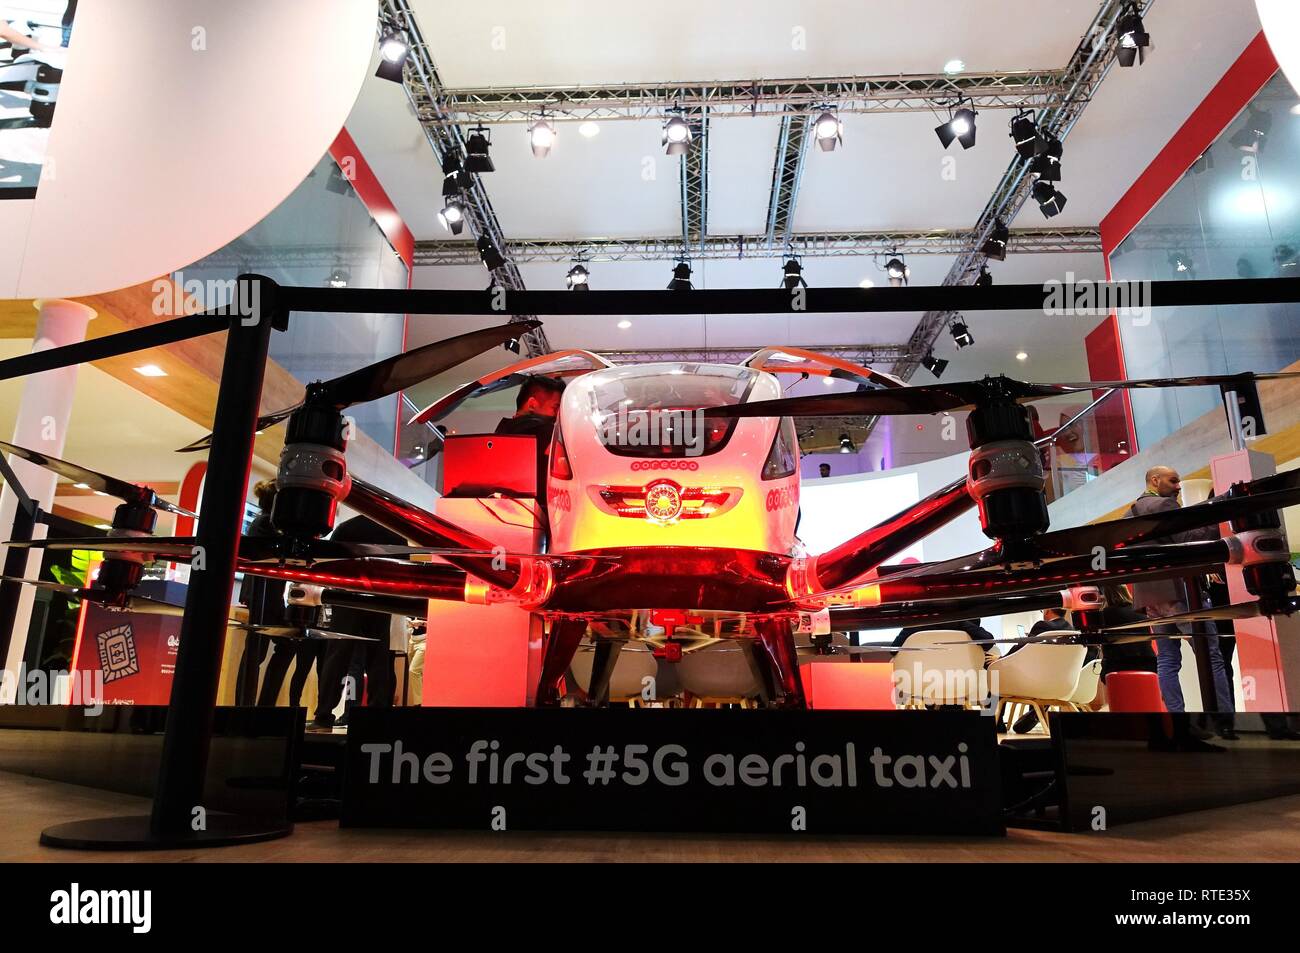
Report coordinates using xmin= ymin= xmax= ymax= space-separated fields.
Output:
xmin=327 ymin=266 xmax=349 ymax=289
xmin=950 ymin=317 xmax=974 ymax=348
xmin=441 ymin=152 xmax=464 ymax=198
xmin=668 ymin=260 xmax=694 ymax=291
xmin=465 ymin=127 xmax=495 ymax=173
xmin=1010 ymin=111 xmax=1043 ymax=160
xmin=1230 ymin=107 xmax=1271 ymax=153
xmin=838 ymin=433 xmax=855 ymax=454
xmin=528 ymin=116 xmax=556 ymax=158
xmin=981 ymin=219 xmax=1009 ymax=260
xmin=1028 ymin=134 xmax=1063 ymax=182
xmin=922 ymin=353 xmax=948 ymax=379
xmin=884 ymin=257 xmax=909 ymax=287
xmin=813 ymin=109 xmax=843 ymax=151
xmin=504 ymin=338 xmax=521 ymax=354
xmin=1031 ymin=179 xmax=1067 ymax=218
xmin=1115 ymin=3 xmax=1150 ymax=68
xmin=1275 ymin=244 xmax=1298 ymax=273
xmin=1189 ymin=148 xmax=1214 ymax=174
xmin=1169 ymin=251 xmax=1194 ymax=276
xmin=477 ymin=235 xmax=506 ymax=271
xmin=663 ymin=114 xmax=693 ymax=155
xmin=375 ymin=27 xmax=409 ymax=83
xmin=936 ymin=105 xmax=977 ymax=150
xmin=437 ymin=197 xmax=466 ymax=235
xmin=781 ymin=258 xmax=807 ymax=290
xmin=975 ymin=265 xmax=992 ymax=288
xmin=566 ymin=262 xmax=590 ymax=291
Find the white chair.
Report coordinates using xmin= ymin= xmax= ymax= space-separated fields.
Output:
xmin=891 ymin=630 xmax=989 ymax=709
xmin=1069 ymin=658 xmax=1103 ymax=709
xmin=677 ymin=643 xmax=763 ymax=706
xmin=988 ymin=639 xmax=1087 ymax=735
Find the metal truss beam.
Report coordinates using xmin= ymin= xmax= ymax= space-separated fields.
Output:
xmin=764 ymin=114 xmax=812 ymax=249
xmin=412 ymin=228 xmax=1099 ymax=265
xmin=681 ymin=107 xmax=709 ymax=251
xmin=383 ymin=0 xmax=549 ymax=356
xmin=888 ymin=0 xmax=1155 ymax=392
xmin=432 ymin=71 xmax=1069 ymax=123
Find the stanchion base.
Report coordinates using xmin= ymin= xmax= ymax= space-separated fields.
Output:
xmin=39 ymin=814 xmax=293 ymax=851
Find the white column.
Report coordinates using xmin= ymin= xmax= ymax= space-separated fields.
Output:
xmin=0 ymin=299 xmax=96 ymax=692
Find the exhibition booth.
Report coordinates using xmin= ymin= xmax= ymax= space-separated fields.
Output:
xmin=0 ymin=0 xmax=1299 ymax=857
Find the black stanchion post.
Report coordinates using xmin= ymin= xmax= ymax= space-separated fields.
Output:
xmin=40 ymin=275 xmax=291 ymax=849
xmin=0 ymin=502 xmax=35 ymax=674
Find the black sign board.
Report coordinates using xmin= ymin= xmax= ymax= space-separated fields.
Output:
xmin=341 ymin=707 xmax=1003 ymax=835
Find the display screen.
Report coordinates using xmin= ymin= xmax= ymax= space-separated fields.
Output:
xmin=0 ymin=1 xmax=76 ymax=198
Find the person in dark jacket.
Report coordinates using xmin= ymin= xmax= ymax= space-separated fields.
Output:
xmin=311 ymin=515 xmax=404 ymax=728
xmin=1128 ymin=466 xmax=1232 ymax=718
xmin=234 ymin=481 xmax=286 ymax=705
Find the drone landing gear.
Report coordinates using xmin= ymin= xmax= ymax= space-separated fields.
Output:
xmin=584 ymin=637 xmax=623 ymax=707
xmin=536 ymin=618 xmax=587 ymax=707
xmin=754 ymin=618 xmax=806 ymax=709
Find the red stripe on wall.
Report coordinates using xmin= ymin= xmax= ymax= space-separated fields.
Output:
xmin=328 ymin=127 xmax=415 ymax=270
xmin=1099 ymin=31 xmax=1279 ymax=256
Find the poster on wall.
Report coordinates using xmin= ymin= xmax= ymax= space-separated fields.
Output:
xmin=0 ymin=1 xmax=76 ymax=199
xmin=71 ymin=601 xmax=179 ymax=706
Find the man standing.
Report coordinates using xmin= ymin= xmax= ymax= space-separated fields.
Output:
xmin=1129 ymin=466 xmax=1234 ymax=723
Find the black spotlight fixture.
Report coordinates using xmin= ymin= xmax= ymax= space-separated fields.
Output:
xmin=1189 ymin=148 xmax=1214 ymax=174
xmin=1115 ymin=3 xmax=1151 ymax=68
xmin=503 ymin=337 xmax=521 ymax=355
xmin=662 ymin=111 xmax=693 ymax=155
xmin=465 ymin=126 xmax=495 ymax=173
xmin=1229 ymin=107 xmax=1272 ymax=153
xmin=1010 ymin=111 xmax=1043 ymax=160
xmin=1275 ymin=244 xmax=1298 ymax=274
xmin=1168 ymin=251 xmax=1194 ymax=277
xmin=974 ymin=265 xmax=993 ymax=288
xmin=936 ymin=102 xmax=977 ymax=150
xmin=838 ymin=433 xmax=855 ymax=454
xmin=781 ymin=257 xmax=807 ymax=290
xmin=441 ymin=152 xmax=465 ymax=198
xmin=477 ymin=234 xmax=506 ymax=271
xmin=668 ymin=259 xmax=694 ymax=291
xmin=980 ymin=218 xmax=1009 ymax=260
xmin=1031 ymin=179 xmax=1067 ymax=218
xmin=950 ymin=317 xmax=974 ymax=348
xmin=375 ymin=22 xmax=410 ymax=83
xmin=566 ymin=262 xmax=590 ymax=291
xmin=1028 ymin=134 xmax=1063 ymax=182
xmin=884 ymin=256 xmax=909 ymax=287
xmin=437 ymin=196 xmax=466 ymax=235
xmin=922 ymin=353 xmax=949 ymax=379
xmin=813 ymin=108 xmax=843 ymax=151
xmin=326 ymin=266 xmax=349 ymax=289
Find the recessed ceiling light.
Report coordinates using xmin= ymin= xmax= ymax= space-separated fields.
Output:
xmin=73 ymin=482 xmax=90 ymax=490
xmin=134 ymin=364 xmax=167 ymax=377
xmin=617 ymin=319 xmax=632 ymax=329
xmin=823 ymin=377 xmax=836 ymax=387
xmin=1290 ymin=103 xmax=1300 ymax=117
xmin=859 ymin=279 xmax=874 ymax=289
xmin=1016 ymin=351 xmax=1028 ymax=361
xmin=95 ymin=523 xmax=112 ymax=530
xmin=943 ymin=59 xmax=965 ymax=74
xmin=579 ymin=121 xmax=600 ymax=138
xmin=93 ymin=490 xmax=109 ymax=497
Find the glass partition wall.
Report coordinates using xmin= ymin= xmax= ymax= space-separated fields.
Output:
xmin=1109 ymin=72 xmax=1300 ymax=449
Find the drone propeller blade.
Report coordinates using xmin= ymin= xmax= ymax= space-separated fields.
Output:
xmin=320 ymin=321 xmax=541 ymax=409
xmin=1031 ymin=482 xmax=1300 ymax=556
xmin=177 ymin=321 xmax=539 ymax=452
xmin=702 ymin=371 xmax=1300 ymax=420
xmin=0 ymin=440 xmax=197 ymax=519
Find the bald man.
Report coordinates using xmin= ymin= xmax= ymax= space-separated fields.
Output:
xmin=1129 ymin=466 xmax=1233 ymax=719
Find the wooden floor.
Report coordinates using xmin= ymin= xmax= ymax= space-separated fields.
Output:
xmin=3 ymin=769 xmax=1298 ymax=862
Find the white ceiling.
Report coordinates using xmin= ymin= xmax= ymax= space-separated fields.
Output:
xmin=342 ymin=1 xmax=1266 ymax=449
